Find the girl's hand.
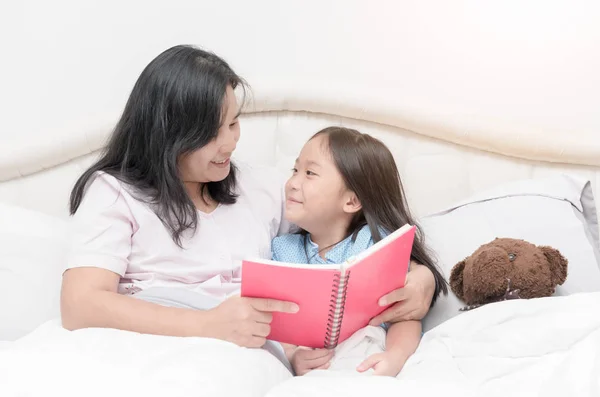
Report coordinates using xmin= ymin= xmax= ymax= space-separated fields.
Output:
xmin=290 ymin=347 xmax=334 ymax=376
xmin=370 ymin=261 xmax=435 ymax=325
xmin=356 ymin=351 xmax=407 ymax=377
xmin=203 ymin=295 xmax=299 ymax=348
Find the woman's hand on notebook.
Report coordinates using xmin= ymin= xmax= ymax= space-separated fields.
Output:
xmin=369 ymin=261 xmax=435 ymax=325
xmin=204 ymin=296 xmax=299 ymax=348
xmin=289 ymin=347 xmax=334 ymax=376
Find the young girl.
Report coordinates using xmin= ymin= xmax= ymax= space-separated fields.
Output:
xmin=272 ymin=126 xmax=447 ymax=377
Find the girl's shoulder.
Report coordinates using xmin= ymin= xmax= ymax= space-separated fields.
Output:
xmin=272 ymin=233 xmax=304 ymax=248
xmin=352 ymin=224 xmax=389 ymax=249
xmin=271 ymin=233 xmax=306 ymax=262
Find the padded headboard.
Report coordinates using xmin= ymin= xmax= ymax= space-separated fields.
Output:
xmin=1 ymin=0 xmax=599 ymax=221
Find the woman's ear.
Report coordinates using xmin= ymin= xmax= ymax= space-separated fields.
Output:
xmin=449 ymin=260 xmax=466 ymax=300
xmin=342 ymin=192 xmax=362 ymax=214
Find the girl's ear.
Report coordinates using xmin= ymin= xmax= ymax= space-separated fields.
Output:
xmin=342 ymin=192 xmax=362 ymax=214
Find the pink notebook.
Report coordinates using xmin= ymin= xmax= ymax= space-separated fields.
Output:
xmin=241 ymin=224 xmax=416 ymax=349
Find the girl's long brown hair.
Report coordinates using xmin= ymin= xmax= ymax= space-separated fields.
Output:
xmin=313 ymin=126 xmax=448 ymax=306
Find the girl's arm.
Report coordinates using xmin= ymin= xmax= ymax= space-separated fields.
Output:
xmin=357 ymin=320 xmax=421 ymax=376
xmin=384 ymin=320 xmax=422 ymax=363
xmin=61 ymin=267 xmax=298 ymax=346
xmin=280 ymin=342 xmax=333 ymax=376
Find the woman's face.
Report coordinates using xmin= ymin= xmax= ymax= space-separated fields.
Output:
xmin=178 ymin=85 xmax=241 ymax=185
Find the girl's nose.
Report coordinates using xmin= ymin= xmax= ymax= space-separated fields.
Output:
xmin=286 ymin=174 xmax=300 ymax=191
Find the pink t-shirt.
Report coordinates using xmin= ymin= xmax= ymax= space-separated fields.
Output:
xmin=66 ymin=162 xmax=289 ymax=299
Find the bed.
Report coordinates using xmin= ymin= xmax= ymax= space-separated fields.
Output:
xmin=1 ymin=1 xmax=599 ymax=396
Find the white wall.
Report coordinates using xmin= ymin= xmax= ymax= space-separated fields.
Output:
xmin=1 ymin=0 xmax=599 ymax=171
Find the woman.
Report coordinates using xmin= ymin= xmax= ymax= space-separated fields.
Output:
xmin=61 ymin=44 xmax=441 ymax=351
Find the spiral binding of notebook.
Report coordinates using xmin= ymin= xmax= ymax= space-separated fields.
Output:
xmin=324 ymin=271 xmax=351 ymax=349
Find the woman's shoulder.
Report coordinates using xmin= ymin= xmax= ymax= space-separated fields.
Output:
xmin=74 ymin=171 xmax=142 ymax=227
xmin=80 ymin=171 xmax=130 ymax=203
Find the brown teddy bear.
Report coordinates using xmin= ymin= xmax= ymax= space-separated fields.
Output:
xmin=449 ymin=238 xmax=568 ymax=311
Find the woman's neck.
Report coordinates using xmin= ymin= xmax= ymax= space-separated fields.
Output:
xmin=185 ymin=182 xmax=217 ymax=213
xmin=309 ymin=220 xmax=351 ymax=259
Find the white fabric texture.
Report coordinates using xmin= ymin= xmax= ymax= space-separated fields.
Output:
xmin=266 ymin=292 xmax=600 ymax=397
xmin=0 ymin=202 xmax=68 ymax=341
xmin=1 ymin=175 xmax=600 ymax=394
xmin=2 ymin=1 xmax=599 ymax=183
xmin=0 ymin=319 xmax=293 ymax=397
xmin=324 ymin=325 xmax=386 ymax=374
xmin=420 ymin=174 xmax=600 ymax=332
xmin=66 ymin=162 xmax=287 ymax=298
xmin=2 ymin=112 xmax=599 ymax=226
xmin=4 ymin=292 xmax=599 ymax=397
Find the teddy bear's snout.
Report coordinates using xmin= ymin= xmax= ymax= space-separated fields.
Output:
xmin=472 ymin=247 xmax=512 ymax=272
xmin=465 ymin=247 xmax=514 ymax=301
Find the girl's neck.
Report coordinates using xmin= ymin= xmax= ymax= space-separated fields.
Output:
xmin=309 ymin=220 xmax=351 ymax=258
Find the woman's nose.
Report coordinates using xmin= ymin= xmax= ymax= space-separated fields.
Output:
xmin=232 ymin=124 xmax=240 ymax=143
xmin=222 ymin=125 xmax=239 ymax=152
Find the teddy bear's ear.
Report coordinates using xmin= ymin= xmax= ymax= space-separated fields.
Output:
xmin=540 ymin=246 xmax=568 ymax=286
xmin=449 ymin=260 xmax=466 ymax=300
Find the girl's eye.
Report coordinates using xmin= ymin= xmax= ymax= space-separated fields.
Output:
xmin=291 ymin=168 xmax=298 ymax=173
xmin=306 ymin=170 xmax=316 ymax=176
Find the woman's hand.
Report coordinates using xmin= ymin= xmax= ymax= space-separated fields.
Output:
xmin=203 ymin=295 xmax=299 ymax=348
xmin=369 ymin=261 xmax=435 ymax=325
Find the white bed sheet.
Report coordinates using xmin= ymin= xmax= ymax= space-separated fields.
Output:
xmin=0 ymin=319 xmax=292 ymax=397
xmin=267 ymin=291 xmax=600 ymax=397
xmin=1 ymin=292 xmax=599 ymax=397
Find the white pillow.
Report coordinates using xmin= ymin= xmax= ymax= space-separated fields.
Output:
xmin=0 ymin=203 xmax=68 ymax=341
xmin=420 ymin=174 xmax=600 ymax=333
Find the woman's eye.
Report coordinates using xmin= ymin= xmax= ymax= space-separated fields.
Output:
xmin=229 ymin=121 xmax=238 ymax=128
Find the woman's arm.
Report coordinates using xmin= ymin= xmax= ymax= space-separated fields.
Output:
xmin=61 ymin=267 xmax=299 ymax=347
xmin=369 ymin=262 xmax=436 ymax=325
xmin=61 ymin=267 xmax=204 ymax=336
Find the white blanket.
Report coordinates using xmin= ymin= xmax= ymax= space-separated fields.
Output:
xmin=267 ymin=291 xmax=600 ymax=397
xmin=0 ymin=320 xmax=292 ymax=397
xmin=1 ymin=292 xmax=599 ymax=397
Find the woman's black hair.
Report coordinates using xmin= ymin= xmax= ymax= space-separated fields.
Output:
xmin=69 ymin=44 xmax=247 ymax=246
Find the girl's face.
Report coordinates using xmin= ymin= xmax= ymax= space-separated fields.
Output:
xmin=285 ymin=134 xmax=361 ymax=234
xmin=178 ymin=85 xmax=240 ymax=185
